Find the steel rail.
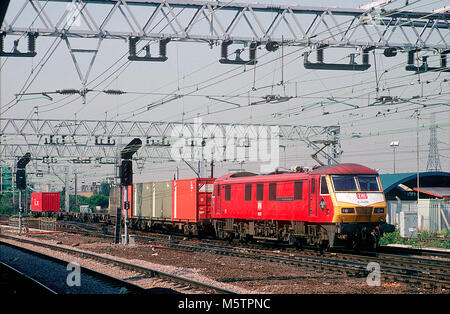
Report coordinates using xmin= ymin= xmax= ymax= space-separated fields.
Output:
xmin=0 ymin=240 xmax=147 ymax=294
xmin=0 ymin=260 xmax=58 ymax=294
xmin=56 ymin=219 xmax=450 ymax=276
xmin=136 ymin=235 xmax=450 ymax=289
xmin=0 ymin=234 xmax=238 ymax=294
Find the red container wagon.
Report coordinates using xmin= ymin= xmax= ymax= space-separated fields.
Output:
xmin=31 ymin=192 xmax=60 ymax=212
xmin=172 ymin=178 xmax=215 ymax=222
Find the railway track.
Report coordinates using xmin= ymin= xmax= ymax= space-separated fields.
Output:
xmin=377 ymin=245 xmax=450 ymax=259
xmin=130 ymin=235 xmax=450 ymax=290
xmin=7 ymin=219 xmax=449 ymax=291
xmin=0 ymin=261 xmax=57 ymax=294
xmin=56 ymin=219 xmax=450 ymax=259
xmin=0 ymin=234 xmax=237 ymax=294
xmin=0 ymin=241 xmax=146 ymax=294
xmin=55 ymin=220 xmax=450 ymax=289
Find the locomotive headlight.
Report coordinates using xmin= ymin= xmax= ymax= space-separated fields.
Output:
xmin=341 ymin=208 xmax=355 ymax=214
xmin=374 ymin=207 xmax=384 ymax=214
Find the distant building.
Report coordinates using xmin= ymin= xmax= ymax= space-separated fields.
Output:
xmin=380 ymin=172 xmax=450 ymax=232
xmin=380 ymin=172 xmax=450 ymax=201
xmin=76 ymin=191 xmax=94 ymax=198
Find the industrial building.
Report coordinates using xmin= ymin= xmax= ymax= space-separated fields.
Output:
xmin=380 ymin=172 xmax=450 ymax=233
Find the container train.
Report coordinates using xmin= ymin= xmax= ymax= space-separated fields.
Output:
xmin=32 ymin=163 xmax=395 ymax=249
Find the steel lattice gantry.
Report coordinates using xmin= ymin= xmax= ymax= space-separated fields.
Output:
xmin=2 ymin=1 xmax=448 ymax=89
xmin=0 ymin=118 xmax=341 ymax=167
xmin=3 ymin=0 xmax=449 ymax=48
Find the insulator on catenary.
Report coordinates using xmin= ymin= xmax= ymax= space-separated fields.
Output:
xmin=103 ymin=89 xmax=125 ymax=95
xmin=249 ymin=42 xmax=259 ymax=61
xmin=317 ymin=48 xmax=324 ymax=63
xmin=362 ymin=46 xmax=374 ymax=65
xmin=28 ymin=33 xmax=38 ymax=52
xmin=0 ymin=33 xmax=4 ymax=53
xmin=159 ymin=38 xmax=171 ymax=57
xmin=129 ymin=37 xmax=139 ymax=56
xmin=407 ymin=49 xmax=420 ymax=65
xmin=221 ymin=40 xmax=233 ymax=59
xmin=265 ymin=41 xmax=279 ymax=52
xmin=316 ymin=44 xmax=328 ymax=63
xmin=56 ymin=89 xmax=79 ymax=95
xmin=383 ymin=48 xmax=397 ymax=57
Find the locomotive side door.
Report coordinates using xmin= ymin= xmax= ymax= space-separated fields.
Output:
xmin=216 ymin=184 xmax=221 ymax=214
xmin=309 ymin=177 xmax=317 ymax=217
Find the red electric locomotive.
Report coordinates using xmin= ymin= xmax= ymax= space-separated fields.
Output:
xmin=211 ymin=163 xmax=394 ymax=249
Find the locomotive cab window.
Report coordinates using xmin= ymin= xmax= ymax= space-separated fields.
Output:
xmin=294 ymin=181 xmax=303 ymax=200
xmin=331 ymin=175 xmax=357 ymax=191
xmin=225 ymin=185 xmax=231 ymax=201
xmin=256 ymin=184 xmax=264 ymax=201
xmin=357 ymin=176 xmax=380 ymax=191
xmin=331 ymin=175 xmax=380 ymax=192
xmin=320 ymin=176 xmax=329 ymax=195
xmin=269 ymin=183 xmax=277 ymax=201
xmin=245 ymin=184 xmax=252 ymax=201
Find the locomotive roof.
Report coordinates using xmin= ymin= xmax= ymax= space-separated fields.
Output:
xmin=216 ymin=163 xmax=378 ymax=182
xmin=309 ymin=163 xmax=378 ymax=175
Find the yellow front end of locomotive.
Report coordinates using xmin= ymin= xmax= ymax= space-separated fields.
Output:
xmin=332 ymin=203 xmax=387 ymax=223
xmin=325 ymin=175 xmax=387 ymax=223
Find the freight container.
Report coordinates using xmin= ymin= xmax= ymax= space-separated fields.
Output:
xmin=133 ymin=183 xmax=144 ymax=217
xmin=172 ymin=178 xmax=215 ymax=222
xmin=109 ymin=186 xmax=120 ymax=215
xmin=31 ymin=192 xmax=60 ymax=212
xmin=108 ymin=185 xmax=132 ymax=217
xmin=134 ymin=181 xmax=172 ymax=219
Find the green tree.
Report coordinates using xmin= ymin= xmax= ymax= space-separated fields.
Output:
xmin=100 ymin=181 xmax=110 ymax=197
xmin=0 ymin=192 xmax=15 ymax=215
xmin=88 ymin=194 xmax=109 ymax=209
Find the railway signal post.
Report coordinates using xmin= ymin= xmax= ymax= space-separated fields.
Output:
xmin=16 ymin=152 xmax=31 ymax=235
xmin=120 ymin=138 xmax=142 ymax=245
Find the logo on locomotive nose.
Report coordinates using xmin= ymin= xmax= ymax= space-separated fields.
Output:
xmin=356 ymin=193 xmax=368 ymax=199
xmin=319 ymin=198 xmax=327 ymax=211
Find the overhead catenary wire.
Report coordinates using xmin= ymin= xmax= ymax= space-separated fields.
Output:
xmin=73 ymin=0 xmax=412 ymax=120
xmin=3 ymin=0 xmax=441 ymax=119
xmin=13 ymin=0 xmax=436 ymax=121
xmin=152 ymin=1 xmax=450 ymax=125
xmin=32 ymin=0 xmax=241 ymax=116
xmin=4 ymin=0 xmax=450 ymax=182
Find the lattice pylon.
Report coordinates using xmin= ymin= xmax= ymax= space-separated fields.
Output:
xmin=426 ymin=113 xmax=442 ymax=172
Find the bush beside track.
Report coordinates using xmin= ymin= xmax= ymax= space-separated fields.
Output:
xmin=380 ymin=229 xmax=450 ymax=249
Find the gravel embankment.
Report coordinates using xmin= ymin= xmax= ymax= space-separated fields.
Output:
xmin=1 ymin=226 xmax=447 ymax=294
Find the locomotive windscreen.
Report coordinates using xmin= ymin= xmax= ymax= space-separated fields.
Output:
xmin=357 ymin=176 xmax=380 ymax=191
xmin=331 ymin=175 xmax=380 ymax=192
xmin=332 ymin=175 xmax=357 ymax=191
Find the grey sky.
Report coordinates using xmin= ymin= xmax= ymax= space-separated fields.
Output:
xmin=1 ymin=0 xmax=449 ymax=189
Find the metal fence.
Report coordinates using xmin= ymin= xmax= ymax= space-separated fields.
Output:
xmin=39 ymin=218 xmax=56 ymax=231
xmin=8 ymin=217 xmax=56 ymax=232
xmin=387 ymin=199 xmax=450 ymax=233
